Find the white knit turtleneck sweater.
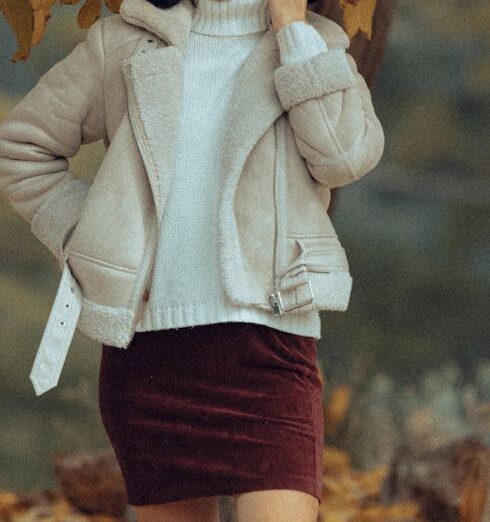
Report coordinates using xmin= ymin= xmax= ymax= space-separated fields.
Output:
xmin=135 ymin=0 xmax=329 ymax=338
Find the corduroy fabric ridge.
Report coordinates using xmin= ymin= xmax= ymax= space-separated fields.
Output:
xmin=98 ymin=321 xmax=325 ymax=505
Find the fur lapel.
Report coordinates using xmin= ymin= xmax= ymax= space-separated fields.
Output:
xmin=119 ymin=0 xmax=284 ymax=228
xmin=122 ymin=44 xmax=184 ymax=225
xmin=119 ymin=0 xmax=195 ymax=50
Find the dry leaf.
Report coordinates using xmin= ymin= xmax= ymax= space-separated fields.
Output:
xmin=30 ymin=0 xmax=55 ymax=46
xmin=0 ymin=0 xmax=372 ymax=61
xmin=0 ymin=0 xmax=33 ymax=61
xmin=340 ymin=0 xmax=377 ymax=40
xmin=324 ymin=384 xmax=351 ymax=434
xmin=103 ymin=0 xmax=121 ymax=13
xmin=77 ymin=0 xmax=101 ymax=29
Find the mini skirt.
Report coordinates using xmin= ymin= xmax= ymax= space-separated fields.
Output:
xmin=98 ymin=321 xmax=324 ymax=506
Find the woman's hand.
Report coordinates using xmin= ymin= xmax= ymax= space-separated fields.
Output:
xmin=268 ymin=0 xmax=307 ymax=32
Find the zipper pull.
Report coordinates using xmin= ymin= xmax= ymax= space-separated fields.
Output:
xmin=269 ymin=292 xmax=282 ymax=315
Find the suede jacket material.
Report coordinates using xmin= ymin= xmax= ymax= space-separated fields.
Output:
xmin=0 ymin=0 xmax=385 ymax=395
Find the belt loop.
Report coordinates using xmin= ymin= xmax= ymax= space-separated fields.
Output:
xmin=269 ymin=263 xmax=314 ymax=315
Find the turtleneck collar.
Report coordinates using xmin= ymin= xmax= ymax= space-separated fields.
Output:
xmin=191 ymin=0 xmax=271 ymax=36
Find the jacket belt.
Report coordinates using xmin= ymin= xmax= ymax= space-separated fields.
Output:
xmin=29 ymin=261 xmax=82 ymax=396
xmin=270 ymin=238 xmax=347 ymax=315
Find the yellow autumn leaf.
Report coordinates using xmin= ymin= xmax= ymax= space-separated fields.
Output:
xmin=77 ymin=0 xmax=101 ymax=29
xmin=30 ymin=0 xmax=55 ymax=46
xmin=359 ymin=501 xmax=421 ymax=520
xmin=0 ymin=0 xmax=33 ymax=61
xmin=0 ymin=0 xmax=375 ymax=58
xmin=324 ymin=384 xmax=351 ymax=434
xmin=103 ymin=0 xmax=121 ymax=13
xmin=354 ymin=465 xmax=388 ymax=496
xmin=340 ymin=0 xmax=376 ymax=40
xmin=29 ymin=0 xmax=54 ymax=9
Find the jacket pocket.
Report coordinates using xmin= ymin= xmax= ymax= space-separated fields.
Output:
xmin=63 ymin=250 xmax=137 ymax=307
xmin=274 ymin=235 xmax=352 ymax=313
xmin=285 ymin=235 xmax=349 ymax=273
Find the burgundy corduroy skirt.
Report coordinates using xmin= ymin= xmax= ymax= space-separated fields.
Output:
xmin=98 ymin=321 xmax=324 ymax=506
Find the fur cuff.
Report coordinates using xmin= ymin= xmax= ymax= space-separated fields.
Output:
xmin=274 ymin=48 xmax=358 ymax=111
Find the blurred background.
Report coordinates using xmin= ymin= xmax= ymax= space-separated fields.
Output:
xmin=0 ymin=0 xmax=489 ymax=495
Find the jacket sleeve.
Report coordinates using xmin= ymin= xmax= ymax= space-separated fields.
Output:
xmin=0 ymin=18 xmax=106 ymax=267
xmin=274 ymin=19 xmax=385 ymax=189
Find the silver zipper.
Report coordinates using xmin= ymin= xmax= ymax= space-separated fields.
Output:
xmin=268 ymin=117 xmax=315 ymax=315
xmin=130 ymin=214 xmax=158 ymax=333
xmin=269 ymin=117 xmax=283 ymax=315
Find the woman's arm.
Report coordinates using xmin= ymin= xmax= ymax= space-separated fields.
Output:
xmin=274 ymin=19 xmax=385 ymax=189
xmin=0 ymin=18 xmax=106 ymax=267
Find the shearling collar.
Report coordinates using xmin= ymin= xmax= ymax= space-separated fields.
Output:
xmin=119 ymin=0 xmax=350 ymax=55
xmin=119 ymin=0 xmax=196 ymax=50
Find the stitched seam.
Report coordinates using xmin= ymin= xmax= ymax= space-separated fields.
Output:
xmin=292 ymin=108 xmax=329 ymax=158
xmin=315 ymin=96 xmax=359 ymax=181
xmin=100 ymin=18 xmax=107 ymax=141
xmin=104 ymin=37 xmax=143 ymax=60
xmin=304 ymin=124 xmax=366 ymax=167
xmin=66 ymin=250 xmax=137 ymax=274
xmin=287 ymin=233 xmax=336 ymax=238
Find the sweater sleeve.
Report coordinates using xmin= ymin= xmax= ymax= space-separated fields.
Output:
xmin=275 ymin=20 xmax=328 ymax=65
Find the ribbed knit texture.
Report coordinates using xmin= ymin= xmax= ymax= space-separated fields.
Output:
xmin=136 ymin=0 xmax=328 ymax=338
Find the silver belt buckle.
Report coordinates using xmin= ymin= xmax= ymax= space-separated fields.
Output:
xmin=269 ymin=279 xmax=314 ymax=315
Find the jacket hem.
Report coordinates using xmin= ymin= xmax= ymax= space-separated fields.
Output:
xmin=135 ymin=295 xmax=322 ymax=339
xmin=77 ymin=297 xmax=135 ymax=348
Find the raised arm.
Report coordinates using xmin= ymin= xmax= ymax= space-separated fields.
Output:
xmin=274 ymin=18 xmax=385 ymax=189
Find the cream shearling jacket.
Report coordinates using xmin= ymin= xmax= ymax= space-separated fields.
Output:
xmin=0 ymin=0 xmax=385 ymax=396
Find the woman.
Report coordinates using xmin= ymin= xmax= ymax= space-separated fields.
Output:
xmin=0 ymin=0 xmax=384 ymax=519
